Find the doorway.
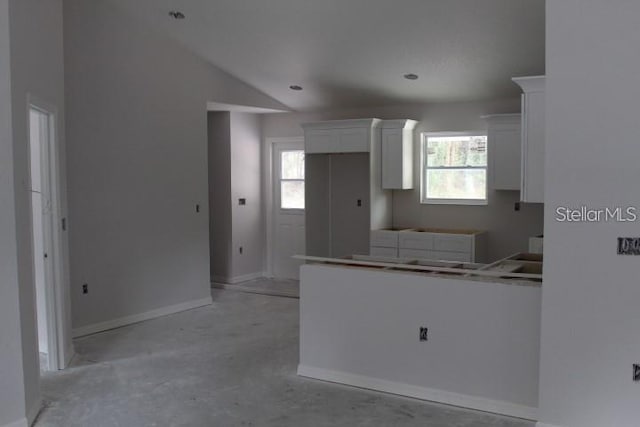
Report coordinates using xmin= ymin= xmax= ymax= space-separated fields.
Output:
xmin=28 ymin=102 xmax=63 ymax=372
xmin=270 ymin=140 xmax=306 ymax=279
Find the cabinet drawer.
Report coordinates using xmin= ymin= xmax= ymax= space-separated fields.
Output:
xmin=370 ymin=230 xmax=399 ymax=248
xmin=339 ymin=128 xmax=369 ymax=153
xmin=305 ymin=129 xmax=338 ymax=153
xmin=370 ymin=246 xmax=399 ymax=257
xmin=433 ymin=235 xmax=472 ymax=253
xmin=398 ymin=232 xmax=434 ymax=250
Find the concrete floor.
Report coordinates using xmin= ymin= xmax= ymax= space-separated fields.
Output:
xmin=212 ymin=277 xmax=300 ymax=298
xmin=36 ymin=289 xmax=534 ymax=427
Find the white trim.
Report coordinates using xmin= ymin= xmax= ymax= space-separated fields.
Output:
xmin=420 ymin=131 xmax=489 ymax=206
xmin=26 ymin=399 xmax=42 ymax=426
xmin=27 ymin=95 xmax=72 ymax=371
xmin=264 ymin=137 xmax=305 ymax=278
xmin=72 ymin=296 xmax=213 ymax=338
xmin=211 ymin=272 xmax=265 ymax=284
xmin=297 ymin=365 xmax=538 ymax=421
xmin=1 ymin=418 xmax=28 ymax=427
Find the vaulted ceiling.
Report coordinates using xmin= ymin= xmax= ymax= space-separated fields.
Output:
xmin=107 ymin=0 xmax=545 ymax=111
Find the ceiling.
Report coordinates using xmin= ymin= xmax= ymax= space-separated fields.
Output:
xmin=108 ymin=0 xmax=545 ymax=112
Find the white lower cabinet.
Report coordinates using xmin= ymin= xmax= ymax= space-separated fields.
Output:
xmin=398 ymin=229 xmax=487 ymax=263
xmin=370 ymin=228 xmax=487 ymax=263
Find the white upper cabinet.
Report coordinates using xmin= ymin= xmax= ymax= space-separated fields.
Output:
xmin=483 ymin=114 xmax=521 ymax=191
xmin=513 ymin=76 xmax=545 ymax=204
xmin=381 ymin=119 xmax=417 ymax=190
xmin=302 ymin=119 xmax=381 ymax=154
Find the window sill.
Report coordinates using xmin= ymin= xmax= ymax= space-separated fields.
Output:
xmin=421 ymin=198 xmax=488 ymax=206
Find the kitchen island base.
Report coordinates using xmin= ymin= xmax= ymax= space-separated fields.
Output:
xmin=298 ymin=263 xmax=541 ymax=421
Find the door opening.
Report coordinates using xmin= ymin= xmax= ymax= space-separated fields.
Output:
xmin=28 ymin=104 xmax=61 ymax=372
xmin=271 ymin=140 xmax=306 ymax=279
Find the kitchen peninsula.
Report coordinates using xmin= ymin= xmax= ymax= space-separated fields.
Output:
xmin=296 ymin=253 xmax=542 ymax=420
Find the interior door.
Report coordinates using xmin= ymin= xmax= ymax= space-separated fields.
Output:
xmin=273 ymin=143 xmax=306 ymax=279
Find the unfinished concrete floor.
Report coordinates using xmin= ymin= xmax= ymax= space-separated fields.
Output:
xmin=212 ymin=277 xmax=300 ymax=298
xmin=36 ymin=289 xmax=534 ymax=427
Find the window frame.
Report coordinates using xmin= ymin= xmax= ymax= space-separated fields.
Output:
xmin=278 ymin=149 xmax=305 ymax=211
xmin=420 ymin=131 xmax=489 ymax=206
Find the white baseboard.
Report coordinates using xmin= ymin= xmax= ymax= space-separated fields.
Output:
xmin=298 ymin=365 xmax=538 ymax=421
xmin=26 ymin=399 xmax=42 ymax=426
xmin=211 ymin=272 xmax=264 ymax=285
xmin=72 ymin=296 xmax=213 ymax=338
xmin=1 ymin=418 xmax=28 ymax=427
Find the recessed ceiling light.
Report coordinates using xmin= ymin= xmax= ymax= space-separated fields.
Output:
xmin=169 ymin=11 xmax=185 ymax=19
xmin=289 ymin=85 xmax=303 ymax=91
xmin=404 ymin=73 xmax=419 ymax=80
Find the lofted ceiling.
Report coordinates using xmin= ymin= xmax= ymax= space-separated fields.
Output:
xmin=107 ymin=0 xmax=545 ymax=112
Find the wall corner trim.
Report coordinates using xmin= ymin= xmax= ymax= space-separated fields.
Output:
xmin=298 ymin=365 xmax=538 ymax=421
xmin=72 ymin=296 xmax=213 ymax=338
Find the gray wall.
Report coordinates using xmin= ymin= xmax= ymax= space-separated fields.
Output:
xmin=64 ymin=1 xmax=286 ymax=329
xmin=229 ymin=113 xmax=264 ymax=279
xmin=263 ymin=100 xmax=544 ymax=262
xmin=209 ymin=112 xmax=265 ymax=282
xmin=539 ymin=2 xmax=640 ymax=426
xmin=300 ymin=264 xmax=541 ymax=418
xmin=208 ymin=112 xmax=232 ymax=280
xmin=7 ymin=0 xmax=68 ymax=421
xmin=0 ymin=2 xmax=27 ymax=425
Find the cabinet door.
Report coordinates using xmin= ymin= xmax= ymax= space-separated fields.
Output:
xmin=490 ymin=124 xmax=521 ymax=190
xmin=306 ymin=129 xmax=339 ymax=153
xmin=382 ymin=129 xmax=403 ymax=189
xmin=521 ymin=91 xmax=545 ymax=203
xmin=339 ymin=128 xmax=369 ymax=153
xmin=382 ymin=128 xmax=414 ymax=189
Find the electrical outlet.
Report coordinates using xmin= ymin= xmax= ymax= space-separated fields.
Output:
xmin=239 ymin=246 xmax=243 ymax=255
xmin=82 ymin=284 xmax=88 ymax=295
xmin=634 ymin=364 xmax=640 ymax=381
xmin=419 ymin=327 xmax=428 ymax=342
xmin=239 ymin=198 xmax=246 ymax=206
xmin=357 ymin=199 xmax=362 ymax=207
xmin=195 ymin=204 xmax=200 ymax=213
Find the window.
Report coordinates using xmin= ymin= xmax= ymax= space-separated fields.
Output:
xmin=421 ymin=132 xmax=488 ymax=204
xmin=280 ymin=150 xmax=305 ymax=209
